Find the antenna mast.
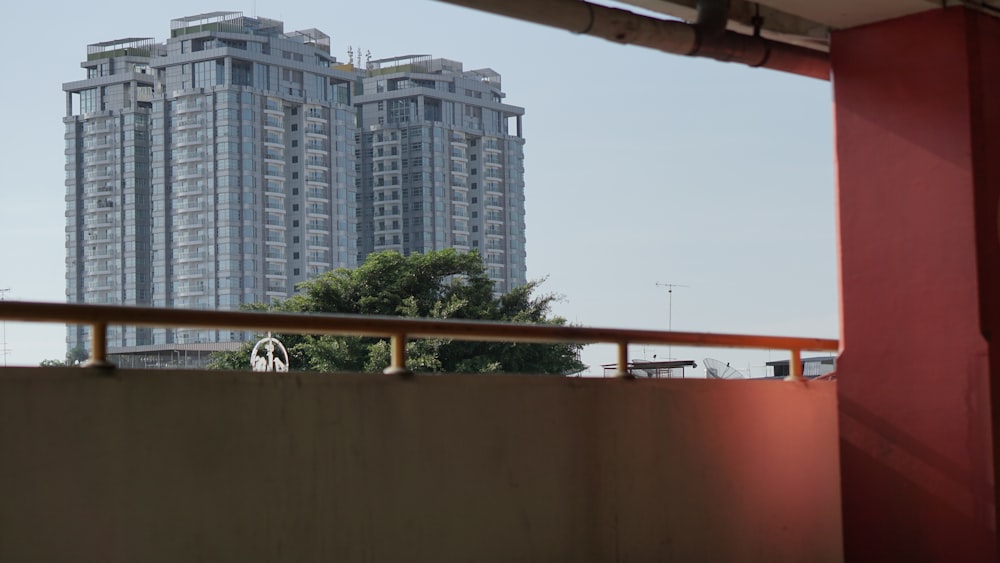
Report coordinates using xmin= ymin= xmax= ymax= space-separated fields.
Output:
xmin=655 ymin=282 xmax=688 ymax=359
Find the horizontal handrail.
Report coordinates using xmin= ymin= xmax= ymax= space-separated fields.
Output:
xmin=0 ymin=301 xmax=839 ymax=379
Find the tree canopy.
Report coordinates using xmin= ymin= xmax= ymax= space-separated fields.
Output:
xmin=40 ymin=346 xmax=88 ymax=367
xmin=209 ymin=249 xmax=585 ymax=375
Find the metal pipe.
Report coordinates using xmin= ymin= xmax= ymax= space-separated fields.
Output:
xmin=0 ymin=301 xmax=837 ymax=379
xmin=695 ymin=0 xmax=731 ymax=39
xmin=435 ymin=0 xmax=829 ymax=80
xmin=616 ymin=341 xmax=630 ymax=377
xmin=0 ymin=301 xmax=839 ymax=353
xmin=786 ymin=348 xmax=803 ymax=381
xmin=83 ymin=322 xmax=114 ymax=369
xmin=384 ymin=333 xmax=413 ymax=376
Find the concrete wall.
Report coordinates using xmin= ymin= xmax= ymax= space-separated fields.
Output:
xmin=0 ymin=368 xmax=842 ymax=562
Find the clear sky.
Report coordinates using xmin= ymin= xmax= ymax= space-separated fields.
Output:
xmin=0 ymin=0 xmax=837 ymax=374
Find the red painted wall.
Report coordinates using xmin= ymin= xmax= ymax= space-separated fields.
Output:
xmin=832 ymin=7 xmax=998 ymax=561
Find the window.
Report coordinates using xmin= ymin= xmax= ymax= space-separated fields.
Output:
xmin=232 ymin=60 xmax=252 ymax=86
xmin=79 ymin=89 xmax=99 ymax=114
xmin=190 ymin=60 xmax=221 ymax=88
xmin=388 ymin=98 xmax=416 ymax=124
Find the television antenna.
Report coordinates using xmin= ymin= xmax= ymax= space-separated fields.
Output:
xmin=655 ymin=282 xmax=688 ymax=359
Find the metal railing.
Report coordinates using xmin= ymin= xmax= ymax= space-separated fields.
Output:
xmin=0 ymin=301 xmax=839 ymax=379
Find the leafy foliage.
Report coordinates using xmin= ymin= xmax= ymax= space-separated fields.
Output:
xmin=40 ymin=346 xmax=88 ymax=367
xmin=208 ymin=249 xmax=584 ymax=374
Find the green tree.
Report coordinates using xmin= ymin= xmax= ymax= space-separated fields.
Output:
xmin=66 ymin=346 xmax=88 ymax=366
xmin=40 ymin=346 xmax=89 ymax=367
xmin=209 ymin=249 xmax=584 ymax=374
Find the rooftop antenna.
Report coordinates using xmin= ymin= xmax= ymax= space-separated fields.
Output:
xmin=0 ymin=288 xmax=9 ymax=367
xmin=347 ymin=46 xmax=354 ymax=65
xmin=704 ymin=358 xmax=746 ymax=379
xmin=655 ymin=281 xmax=688 ymax=360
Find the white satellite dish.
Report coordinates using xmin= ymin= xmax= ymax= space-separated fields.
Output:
xmin=704 ymin=357 xmax=746 ymax=379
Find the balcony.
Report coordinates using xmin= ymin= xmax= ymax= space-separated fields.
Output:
xmin=0 ymin=301 xmax=839 ymax=561
xmin=172 ymin=117 xmax=204 ymax=130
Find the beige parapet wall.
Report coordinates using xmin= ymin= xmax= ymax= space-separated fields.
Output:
xmin=0 ymin=369 xmax=842 ymax=562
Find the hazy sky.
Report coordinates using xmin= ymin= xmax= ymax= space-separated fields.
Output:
xmin=0 ymin=0 xmax=836 ymax=374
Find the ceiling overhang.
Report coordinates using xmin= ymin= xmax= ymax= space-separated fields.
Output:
xmin=615 ymin=0 xmax=998 ymax=51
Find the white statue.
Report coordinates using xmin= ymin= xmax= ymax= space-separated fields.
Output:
xmin=250 ymin=332 xmax=289 ymax=373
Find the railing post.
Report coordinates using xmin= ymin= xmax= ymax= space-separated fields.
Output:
xmin=82 ymin=322 xmax=115 ymax=369
xmin=616 ymin=341 xmax=631 ymax=377
xmin=785 ymin=348 xmax=803 ymax=381
xmin=383 ymin=333 xmax=413 ymax=376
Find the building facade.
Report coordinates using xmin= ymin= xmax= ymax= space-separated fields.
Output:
xmin=63 ymin=36 xmax=161 ymax=353
xmin=64 ymin=12 xmax=359 ymax=353
xmin=63 ymin=15 xmax=526 ymax=359
xmin=353 ymin=56 xmax=527 ymax=293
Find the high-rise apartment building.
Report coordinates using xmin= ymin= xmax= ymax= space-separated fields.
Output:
xmin=63 ymin=14 xmax=527 ymax=361
xmin=64 ymin=12 xmax=358 ymax=354
xmin=353 ymin=56 xmax=527 ymax=293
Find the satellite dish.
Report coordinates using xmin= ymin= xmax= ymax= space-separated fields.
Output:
xmin=704 ymin=358 xmax=746 ymax=379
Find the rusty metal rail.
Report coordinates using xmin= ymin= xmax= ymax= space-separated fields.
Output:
xmin=0 ymin=301 xmax=838 ymax=379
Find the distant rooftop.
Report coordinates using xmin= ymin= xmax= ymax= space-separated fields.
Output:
xmin=765 ymin=356 xmax=836 ymax=366
xmin=86 ymin=37 xmax=155 ymax=61
xmin=171 ymin=10 xmax=242 ymax=25
xmin=367 ymin=54 xmax=433 ymax=74
xmin=170 ymin=11 xmax=283 ymax=38
xmin=286 ymin=28 xmax=331 ymax=53
xmin=369 ymin=54 xmax=432 ymax=67
xmin=601 ymin=359 xmax=699 ymax=378
xmin=364 ymin=55 xmax=502 ymax=88
xmin=467 ymin=68 xmax=501 ymax=85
